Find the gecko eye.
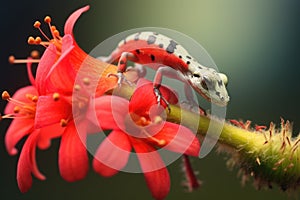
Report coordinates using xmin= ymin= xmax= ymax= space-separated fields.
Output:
xmin=201 ymin=80 xmax=208 ymax=90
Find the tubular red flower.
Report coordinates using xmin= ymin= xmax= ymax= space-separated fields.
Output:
xmin=92 ymin=81 xmax=200 ymax=200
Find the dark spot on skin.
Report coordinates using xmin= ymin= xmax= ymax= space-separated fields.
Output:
xmin=135 ymin=49 xmax=140 ymax=54
xmin=134 ymin=32 xmax=141 ymax=41
xmin=120 ymin=60 xmax=125 ymax=65
xmin=150 ymin=54 xmax=155 ymax=61
xmin=179 ymin=55 xmax=182 ymax=59
xmin=166 ymin=40 xmax=177 ymax=54
xmin=198 ymin=66 xmax=202 ymax=69
xmin=217 ymin=80 xmax=223 ymax=87
xmin=186 ymin=61 xmax=190 ymax=65
xmin=158 ymin=43 xmax=164 ymax=48
xmin=186 ymin=55 xmax=191 ymax=59
xmin=216 ymin=91 xmax=220 ymax=97
xmin=193 ymin=74 xmax=200 ymax=78
xmin=147 ymin=35 xmax=156 ymax=45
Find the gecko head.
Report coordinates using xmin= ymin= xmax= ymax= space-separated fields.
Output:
xmin=188 ymin=69 xmax=230 ymax=106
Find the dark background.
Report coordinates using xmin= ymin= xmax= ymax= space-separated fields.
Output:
xmin=0 ymin=0 xmax=299 ymax=199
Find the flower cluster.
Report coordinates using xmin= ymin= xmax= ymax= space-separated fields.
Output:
xmin=1 ymin=5 xmax=200 ymax=200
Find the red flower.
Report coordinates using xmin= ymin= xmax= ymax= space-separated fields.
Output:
xmin=92 ymin=80 xmax=200 ymax=200
xmin=1 ymin=61 xmax=64 ymax=192
xmin=2 ymin=5 xmax=120 ymax=192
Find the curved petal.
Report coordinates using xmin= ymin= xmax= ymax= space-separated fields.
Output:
xmin=4 ymin=86 xmax=37 ymax=114
xmin=17 ymin=130 xmax=46 ymax=193
xmin=129 ymin=81 xmax=178 ymax=117
xmin=35 ymin=95 xmax=71 ymax=129
xmin=35 ymin=44 xmax=57 ymax=95
xmin=93 ymin=130 xmax=131 ymax=177
xmin=64 ymin=5 xmax=90 ymax=35
xmin=131 ymin=139 xmax=170 ymax=200
xmin=5 ymin=118 xmax=34 ymax=155
xmin=37 ymin=123 xmax=65 ymax=150
xmin=152 ymin=122 xmax=200 ymax=157
xmin=46 ymin=36 xmax=77 ymax=94
xmin=88 ymin=95 xmax=128 ymax=130
xmin=59 ymin=121 xmax=88 ymax=182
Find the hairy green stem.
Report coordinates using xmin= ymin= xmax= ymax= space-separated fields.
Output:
xmin=111 ymin=85 xmax=300 ymax=191
xmin=167 ymin=104 xmax=300 ymax=191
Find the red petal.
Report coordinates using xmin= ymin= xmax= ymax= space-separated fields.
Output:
xmin=88 ymin=95 xmax=128 ymax=130
xmin=17 ymin=130 xmax=46 ymax=193
xmin=35 ymin=95 xmax=71 ymax=129
xmin=59 ymin=121 xmax=88 ymax=182
xmin=35 ymin=44 xmax=57 ymax=95
xmin=5 ymin=118 xmax=34 ymax=155
xmin=152 ymin=122 xmax=200 ymax=157
xmin=4 ymin=86 xmax=38 ymax=114
xmin=129 ymin=80 xmax=178 ymax=116
xmin=132 ymin=139 xmax=170 ymax=200
xmin=93 ymin=130 xmax=131 ymax=177
xmin=37 ymin=123 xmax=65 ymax=150
xmin=46 ymin=36 xmax=76 ymax=94
xmin=64 ymin=5 xmax=90 ymax=35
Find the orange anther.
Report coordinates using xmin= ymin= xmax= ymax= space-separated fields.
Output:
xmin=83 ymin=77 xmax=90 ymax=86
xmin=30 ymin=50 xmax=40 ymax=59
xmin=28 ymin=36 xmax=35 ymax=44
xmin=34 ymin=21 xmax=41 ymax=28
xmin=2 ymin=91 xmax=10 ymax=100
xmin=60 ymin=119 xmax=68 ymax=127
xmin=35 ymin=37 xmax=42 ymax=44
xmin=52 ymin=93 xmax=60 ymax=101
xmin=31 ymin=96 xmax=38 ymax=103
xmin=14 ymin=106 xmax=20 ymax=113
xmin=53 ymin=30 xmax=60 ymax=37
xmin=51 ymin=25 xmax=57 ymax=31
xmin=44 ymin=16 xmax=51 ymax=23
xmin=8 ymin=56 xmax=15 ymax=64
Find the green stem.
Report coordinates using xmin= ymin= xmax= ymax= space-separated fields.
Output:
xmin=111 ymin=86 xmax=300 ymax=191
xmin=167 ymin=104 xmax=300 ymax=191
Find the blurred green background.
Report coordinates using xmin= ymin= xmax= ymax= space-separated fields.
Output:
xmin=0 ymin=0 xmax=299 ymax=199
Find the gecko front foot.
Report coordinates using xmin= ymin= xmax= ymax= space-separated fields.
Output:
xmin=107 ymin=72 xmax=133 ymax=87
xmin=153 ymin=87 xmax=171 ymax=112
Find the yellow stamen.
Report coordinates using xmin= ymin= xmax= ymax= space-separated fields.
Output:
xmin=2 ymin=91 xmax=10 ymax=100
xmin=53 ymin=93 xmax=60 ymax=101
xmin=13 ymin=106 xmax=20 ymax=113
xmin=60 ymin=119 xmax=68 ymax=127
xmin=30 ymin=50 xmax=40 ymax=59
xmin=31 ymin=96 xmax=38 ymax=103
xmin=74 ymin=84 xmax=81 ymax=91
xmin=44 ymin=16 xmax=51 ymax=23
xmin=83 ymin=77 xmax=90 ymax=86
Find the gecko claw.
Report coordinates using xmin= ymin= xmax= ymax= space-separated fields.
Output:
xmin=107 ymin=72 xmax=133 ymax=87
xmin=154 ymin=87 xmax=171 ymax=112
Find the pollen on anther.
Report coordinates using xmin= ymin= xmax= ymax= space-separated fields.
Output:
xmin=83 ymin=77 xmax=90 ymax=86
xmin=28 ymin=36 xmax=35 ymax=44
xmin=44 ymin=16 xmax=52 ymax=23
xmin=60 ymin=119 xmax=68 ymax=127
xmin=35 ymin=37 xmax=42 ymax=44
xmin=31 ymin=50 xmax=40 ymax=59
xmin=8 ymin=56 xmax=15 ymax=64
xmin=31 ymin=96 xmax=38 ymax=103
xmin=53 ymin=93 xmax=60 ymax=101
xmin=74 ymin=84 xmax=81 ymax=91
xmin=14 ymin=106 xmax=20 ymax=113
xmin=2 ymin=91 xmax=10 ymax=100
xmin=34 ymin=21 xmax=41 ymax=28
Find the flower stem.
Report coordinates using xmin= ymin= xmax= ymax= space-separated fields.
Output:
xmin=167 ymin=104 xmax=300 ymax=191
